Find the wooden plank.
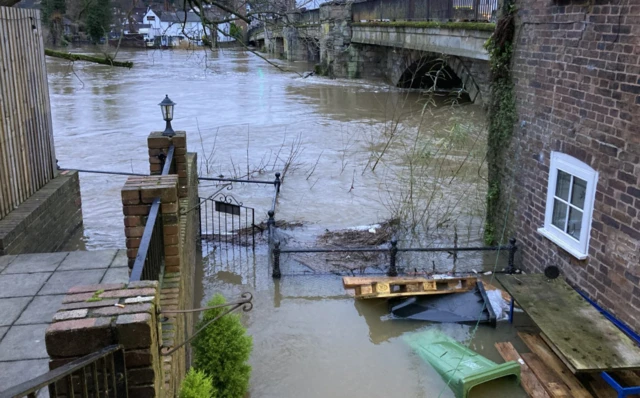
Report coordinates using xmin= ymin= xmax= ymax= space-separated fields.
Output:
xmin=497 ymin=275 xmax=640 ymax=372
xmin=519 ymin=333 xmax=592 ymax=398
xmin=615 ymin=370 xmax=640 ymax=388
xmin=521 ymin=352 xmax=573 ymax=398
xmin=0 ymin=7 xmax=12 ymax=217
xmin=495 ymin=342 xmax=551 ymax=398
xmin=588 ymin=376 xmax=617 ymax=398
xmin=343 ymin=276 xmax=477 ymax=299
xmin=540 ymin=333 xmax=578 ymax=374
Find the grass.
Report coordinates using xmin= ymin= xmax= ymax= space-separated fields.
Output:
xmin=352 ymin=21 xmax=496 ymax=32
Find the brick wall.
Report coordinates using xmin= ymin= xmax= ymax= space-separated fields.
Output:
xmin=0 ymin=171 xmax=83 ymax=255
xmin=161 ymin=153 xmax=199 ymax=396
xmin=505 ymin=0 xmax=640 ymax=330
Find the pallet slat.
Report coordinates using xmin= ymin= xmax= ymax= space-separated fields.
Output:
xmin=519 ymin=332 xmax=592 ymax=397
xmin=495 ymin=342 xmax=551 ymax=398
xmin=343 ymin=276 xmax=477 ymax=299
xmin=521 ymin=352 xmax=573 ymax=398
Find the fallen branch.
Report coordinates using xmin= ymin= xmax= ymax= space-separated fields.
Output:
xmin=44 ymin=49 xmax=133 ymax=68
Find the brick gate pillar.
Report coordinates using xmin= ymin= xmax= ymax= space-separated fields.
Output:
xmin=121 ymin=175 xmax=179 ymax=271
xmin=45 ymin=281 xmax=164 ymax=397
xmin=147 ymin=131 xmax=188 ymax=198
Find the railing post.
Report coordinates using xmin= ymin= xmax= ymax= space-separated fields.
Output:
xmin=387 ymin=239 xmax=398 ymax=277
xmin=267 ymin=210 xmax=275 ymax=245
xmin=507 ymin=237 xmax=517 ymax=274
xmin=274 ymin=172 xmax=281 ymax=193
xmin=273 ymin=241 xmax=282 ymax=278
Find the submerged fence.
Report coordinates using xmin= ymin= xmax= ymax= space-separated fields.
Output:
xmin=0 ymin=7 xmax=57 ymax=220
xmin=352 ymin=0 xmax=499 ymax=23
xmin=271 ymin=236 xmax=518 ymax=278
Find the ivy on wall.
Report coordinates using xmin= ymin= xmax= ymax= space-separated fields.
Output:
xmin=483 ymin=0 xmax=517 ymax=245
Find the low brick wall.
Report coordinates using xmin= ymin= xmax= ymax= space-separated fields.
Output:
xmin=45 ymin=281 xmax=163 ymax=397
xmin=160 ymin=152 xmax=199 ymax=396
xmin=0 ymin=170 xmax=83 ymax=255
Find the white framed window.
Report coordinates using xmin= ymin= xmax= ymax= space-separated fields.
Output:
xmin=537 ymin=152 xmax=598 ymax=260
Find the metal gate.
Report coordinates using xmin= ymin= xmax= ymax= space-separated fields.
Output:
xmin=198 ymin=193 xmax=256 ymax=247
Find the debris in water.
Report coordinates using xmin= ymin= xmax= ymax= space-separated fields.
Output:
xmin=405 ymin=330 xmax=521 ymax=398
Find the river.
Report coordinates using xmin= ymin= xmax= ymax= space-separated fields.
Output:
xmin=47 ymin=48 xmax=527 ymax=397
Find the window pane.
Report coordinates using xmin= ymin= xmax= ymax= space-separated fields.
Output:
xmin=571 ymin=177 xmax=587 ymax=209
xmin=552 ymin=199 xmax=568 ymax=231
xmin=555 ymin=170 xmax=571 ymax=200
xmin=567 ymin=207 xmax=583 ymax=239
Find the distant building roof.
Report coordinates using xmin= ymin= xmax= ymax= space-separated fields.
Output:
xmin=162 ymin=11 xmax=202 ymax=23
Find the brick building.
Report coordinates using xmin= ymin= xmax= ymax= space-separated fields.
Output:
xmin=503 ymin=0 xmax=639 ymax=330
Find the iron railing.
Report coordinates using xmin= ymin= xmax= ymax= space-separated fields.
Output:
xmin=198 ymin=193 xmax=257 ymax=247
xmin=0 ymin=345 xmax=127 ymax=398
xmin=352 ymin=0 xmax=498 ymax=23
xmin=129 ymin=144 xmax=175 ymax=282
xmin=272 ymin=238 xmax=519 ymax=278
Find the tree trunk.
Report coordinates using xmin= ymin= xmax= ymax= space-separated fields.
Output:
xmin=45 ymin=49 xmax=133 ymax=68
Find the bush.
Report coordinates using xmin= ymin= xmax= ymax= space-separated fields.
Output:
xmin=179 ymin=369 xmax=216 ymax=398
xmin=192 ymin=294 xmax=253 ymax=398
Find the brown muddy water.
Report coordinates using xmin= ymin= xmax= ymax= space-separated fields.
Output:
xmin=47 ymin=48 xmax=528 ymax=397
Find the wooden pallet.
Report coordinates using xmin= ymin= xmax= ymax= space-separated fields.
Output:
xmin=342 ymin=276 xmax=477 ymax=299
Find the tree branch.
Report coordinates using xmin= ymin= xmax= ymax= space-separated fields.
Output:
xmin=45 ymin=49 xmax=133 ymax=68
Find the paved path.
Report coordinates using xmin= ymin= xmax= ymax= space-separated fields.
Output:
xmin=0 ymin=250 xmax=129 ymax=390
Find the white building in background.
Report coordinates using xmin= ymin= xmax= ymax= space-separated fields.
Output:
xmin=142 ymin=8 xmax=234 ymax=47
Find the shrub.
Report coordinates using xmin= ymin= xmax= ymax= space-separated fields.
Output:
xmin=179 ymin=369 xmax=216 ymax=398
xmin=192 ymin=294 xmax=253 ymax=398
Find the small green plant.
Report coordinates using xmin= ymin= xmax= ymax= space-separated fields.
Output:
xmin=192 ymin=294 xmax=252 ymax=398
xmin=86 ymin=289 xmax=104 ymax=302
xmin=179 ymin=369 xmax=216 ymax=398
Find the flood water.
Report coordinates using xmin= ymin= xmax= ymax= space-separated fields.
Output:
xmin=47 ymin=48 xmax=527 ymax=397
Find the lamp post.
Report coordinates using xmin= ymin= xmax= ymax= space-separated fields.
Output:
xmin=159 ymin=95 xmax=176 ymax=137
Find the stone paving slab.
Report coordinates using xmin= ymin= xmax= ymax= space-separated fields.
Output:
xmin=0 ymin=327 xmax=7 ymax=341
xmin=0 ymin=273 xmax=51 ymax=298
xmin=112 ymin=249 xmax=129 ymax=268
xmin=0 ymin=297 xmax=32 ymax=326
xmin=0 ymin=359 xmax=49 ymax=392
xmin=39 ymin=269 xmax=106 ymax=295
xmin=57 ymin=249 xmax=118 ymax=271
xmin=2 ymin=252 xmax=67 ymax=274
xmin=15 ymin=295 xmax=65 ymax=326
xmin=101 ymin=266 xmax=129 ymax=284
xmin=0 ymin=255 xmax=15 ymax=273
xmin=0 ymin=324 xmax=48 ymax=361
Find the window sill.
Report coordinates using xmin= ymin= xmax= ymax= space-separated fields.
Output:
xmin=537 ymin=227 xmax=588 ymax=260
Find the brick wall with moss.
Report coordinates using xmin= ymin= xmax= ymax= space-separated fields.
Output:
xmin=161 ymin=152 xmax=199 ymax=396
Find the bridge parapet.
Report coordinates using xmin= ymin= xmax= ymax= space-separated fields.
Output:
xmin=351 ymin=23 xmax=493 ymax=60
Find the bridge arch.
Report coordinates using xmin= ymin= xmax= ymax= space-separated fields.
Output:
xmin=391 ymin=52 xmax=483 ymax=103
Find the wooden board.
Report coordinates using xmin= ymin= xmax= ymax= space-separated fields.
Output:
xmin=497 ymin=274 xmax=640 ymax=372
xmin=495 ymin=342 xmax=551 ymax=398
xmin=540 ymin=333 xmax=578 ymax=374
xmin=522 ymin=352 xmax=573 ymax=397
xmin=342 ymin=276 xmax=477 ymax=299
xmin=588 ymin=376 xmax=618 ymax=398
xmin=518 ymin=333 xmax=593 ymax=398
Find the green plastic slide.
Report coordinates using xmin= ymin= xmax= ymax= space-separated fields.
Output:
xmin=405 ymin=329 xmax=521 ymax=398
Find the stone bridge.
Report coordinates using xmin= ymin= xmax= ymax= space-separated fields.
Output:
xmin=248 ymin=0 xmax=496 ymax=103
